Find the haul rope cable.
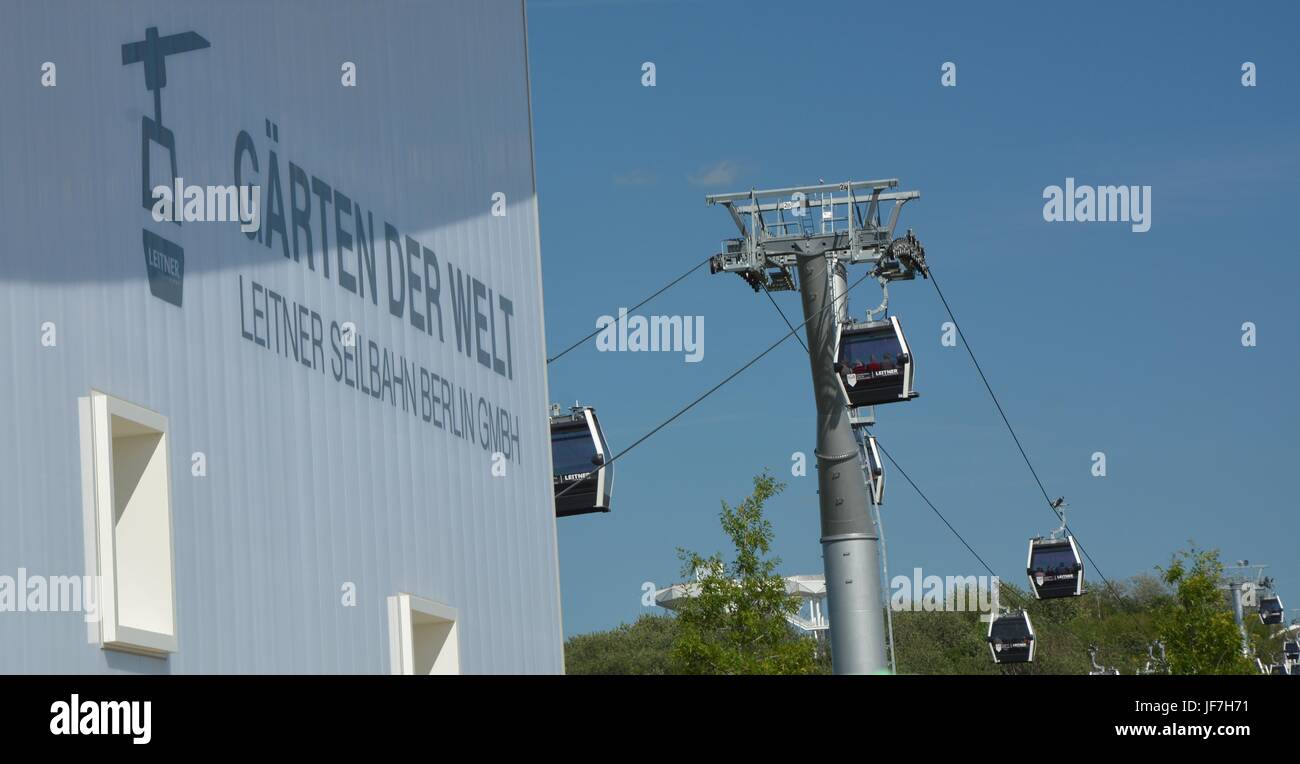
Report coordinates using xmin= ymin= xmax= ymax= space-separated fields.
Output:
xmin=930 ymin=268 xmax=1123 ymax=602
xmin=546 ymin=256 xmax=712 ymax=364
xmin=872 ymin=436 xmax=1000 ymax=580
xmin=760 ymin=284 xmax=1003 ymax=580
xmin=555 ymin=268 xmax=872 ymax=502
xmin=551 ymin=258 xmax=1015 ymax=594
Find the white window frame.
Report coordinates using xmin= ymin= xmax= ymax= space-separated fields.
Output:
xmin=387 ymin=593 xmax=460 ymax=675
xmin=82 ymin=391 xmax=178 ymax=655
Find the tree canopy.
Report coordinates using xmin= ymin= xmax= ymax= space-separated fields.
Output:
xmin=563 ymin=472 xmax=1272 ymax=676
xmin=668 ymin=471 xmax=820 ymax=675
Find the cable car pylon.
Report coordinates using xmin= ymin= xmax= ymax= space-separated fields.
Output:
xmin=1087 ymin=645 xmax=1120 ymax=675
xmin=1224 ymin=561 xmax=1273 ymax=656
xmin=707 ymin=179 xmax=924 ymax=675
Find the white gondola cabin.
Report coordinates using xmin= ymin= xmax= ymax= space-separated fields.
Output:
xmin=833 ymin=317 xmax=916 ymax=408
xmin=1259 ymin=594 xmax=1284 ymax=625
xmin=864 ymin=434 xmax=885 ymax=506
xmin=1026 ymin=536 xmax=1084 ymax=599
xmin=549 ymin=405 xmax=613 ymax=518
xmin=987 ymin=610 xmax=1035 ymax=664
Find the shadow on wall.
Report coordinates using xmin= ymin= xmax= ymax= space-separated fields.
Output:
xmin=0 ymin=0 xmax=537 ymax=286
xmin=103 ymin=649 xmax=172 ymax=675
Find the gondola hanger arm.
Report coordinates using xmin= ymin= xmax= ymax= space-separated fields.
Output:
xmin=1046 ymin=496 xmax=1068 ymax=539
xmin=865 ymin=278 xmax=890 ymax=323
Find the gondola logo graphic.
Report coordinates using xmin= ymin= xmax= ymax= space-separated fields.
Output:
xmin=845 ymin=366 xmax=898 ymax=388
xmin=122 ymin=26 xmax=210 ymax=307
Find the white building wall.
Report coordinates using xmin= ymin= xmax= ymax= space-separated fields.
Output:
xmin=0 ymin=0 xmax=561 ymax=673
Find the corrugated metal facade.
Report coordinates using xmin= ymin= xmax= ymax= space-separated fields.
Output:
xmin=0 ymin=0 xmax=562 ymax=673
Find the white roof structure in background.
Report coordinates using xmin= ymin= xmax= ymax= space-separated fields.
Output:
xmin=654 ymin=574 xmax=830 ymax=635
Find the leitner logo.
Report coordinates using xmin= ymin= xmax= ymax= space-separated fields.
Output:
xmin=846 ymin=367 xmax=899 ymax=387
xmin=49 ymin=694 xmax=152 ymax=745
xmin=122 ymin=26 xmax=211 ymax=307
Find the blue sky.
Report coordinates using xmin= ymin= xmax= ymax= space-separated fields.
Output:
xmin=526 ymin=0 xmax=1300 ymax=639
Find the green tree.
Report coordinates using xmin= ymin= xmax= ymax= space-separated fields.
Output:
xmin=1244 ymin=613 xmax=1284 ymax=672
xmin=1155 ymin=547 xmax=1255 ymax=675
xmin=892 ymin=607 xmax=994 ymax=675
xmin=891 ymin=576 xmax=1167 ymax=675
xmin=564 ymin=614 xmax=678 ymax=675
xmin=670 ymin=472 xmax=819 ymax=675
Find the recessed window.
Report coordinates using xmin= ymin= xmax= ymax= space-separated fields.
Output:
xmin=387 ymin=594 xmax=459 ymax=675
xmin=84 ymin=391 xmax=177 ymax=655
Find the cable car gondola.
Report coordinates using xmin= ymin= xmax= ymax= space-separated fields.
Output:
xmin=833 ymin=317 xmax=916 ymax=408
xmin=1259 ymin=594 xmax=1284 ymax=625
xmin=1026 ymin=536 xmax=1084 ymax=599
xmin=1284 ymin=640 xmax=1299 ymax=663
xmin=852 ymin=428 xmax=886 ymax=505
xmin=549 ymin=404 xmax=613 ymax=518
xmin=864 ymin=434 xmax=885 ymax=505
xmin=1025 ymin=498 xmax=1084 ymax=599
xmin=987 ymin=610 xmax=1035 ymax=664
